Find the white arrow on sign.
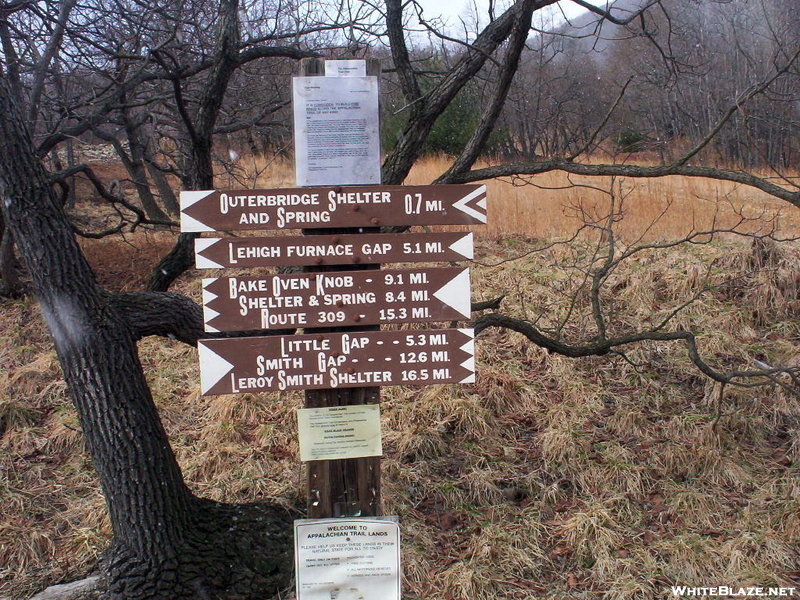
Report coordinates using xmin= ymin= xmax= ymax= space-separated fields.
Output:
xmin=458 ymin=328 xmax=476 ymax=383
xmin=448 ymin=232 xmax=474 ymax=260
xmin=195 ymin=238 xmax=224 ymax=269
xmin=433 ymin=268 xmax=471 ymax=318
xmin=202 ymin=280 xmax=221 ymax=333
xmin=452 ymin=185 xmax=487 ymax=223
xmin=198 ymin=342 xmax=236 ymax=395
xmin=180 ymin=191 xmax=216 ymax=232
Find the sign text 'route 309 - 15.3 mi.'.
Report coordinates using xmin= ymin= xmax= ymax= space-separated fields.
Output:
xmin=202 ymin=267 xmax=470 ymax=332
xmin=180 ymin=184 xmax=487 ymax=231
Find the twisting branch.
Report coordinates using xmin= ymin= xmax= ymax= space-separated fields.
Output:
xmin=567 ymin=0 xmax=662 ymax=26
xmin=48 ymin=163 xmax=178 ymax=237
xmin=437 ymin=0 xmax=537 ymax=181
xmin=473 ymin=310 xmax=800 ymax=390
xmin=150 ymin=48 xmax=201 ymax=147
xmin=450 ymin=160 xmax=800 ymax=208
xmin=671 ymin=45 xmax=800 ymax=168
xmin=470 ymin=176 xmax=800 ymax=397
xmin=472 ymin=295 xmax=505 ymax=312
xmin=448 ymin=43 xmax=800 ymax=208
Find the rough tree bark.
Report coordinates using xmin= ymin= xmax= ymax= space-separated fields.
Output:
xmin=0 ymin=211 xmax=23 ymax=297
xmin=0 ymin=73 xmax=294 ymax=600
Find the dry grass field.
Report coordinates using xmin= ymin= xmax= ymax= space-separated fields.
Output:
xmin=2 ymin=156 xmax=800 ymax=598
xmin=228 ymin=154 xmax=800 ymax=242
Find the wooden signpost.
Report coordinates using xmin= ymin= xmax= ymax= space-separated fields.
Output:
xmin=181 ymin=58 xmax=486 ymax=599
xmin=295 ymin=58 xmax=384 ymax=526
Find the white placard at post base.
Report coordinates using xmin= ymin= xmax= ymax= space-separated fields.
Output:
xmin=295 ymin=518 xmax=401 ymax=600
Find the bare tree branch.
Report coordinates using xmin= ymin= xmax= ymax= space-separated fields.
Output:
xmin=437 ymin=0 xmax=537 ymax=181
xmin=452 ymin=159 xmax=800 ymax=207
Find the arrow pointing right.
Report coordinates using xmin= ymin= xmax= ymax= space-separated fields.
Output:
xmin=198 ymin=343 xmax=236 ymax=394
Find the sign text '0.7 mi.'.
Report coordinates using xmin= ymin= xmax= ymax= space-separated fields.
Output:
xmin=180 ymin=184 xmax=487 ymax=232
xmin=198 ymin=328 xmax=475 ymax=395
xmin=201 ymin=267 xmax=470 ymax=332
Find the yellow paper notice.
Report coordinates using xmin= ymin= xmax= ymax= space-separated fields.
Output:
xmin=297 ymin=405 xmax=382 ymax=462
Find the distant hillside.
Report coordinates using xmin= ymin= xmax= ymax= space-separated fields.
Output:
xmin=553 ymin=0 xmax=653 ymax=58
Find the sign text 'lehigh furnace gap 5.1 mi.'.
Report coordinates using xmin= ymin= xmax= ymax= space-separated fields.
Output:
xmin=194 ymin=232 xmax=473 ymax=268
xmin=201 ymin=266 xmax=470 ymax=332
xmin=198 ymin=328 xmax=475 ymax=395
xmin=180 ymin=184 xmax=487 ymax=231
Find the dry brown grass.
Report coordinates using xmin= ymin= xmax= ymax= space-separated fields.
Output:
xmin=405 ymin=156 xmax=800 ymax=243
xmin=2 ymin=156 xmax=800 ymax=598
xmin=231 ymin=154 xmax=800 ymax=243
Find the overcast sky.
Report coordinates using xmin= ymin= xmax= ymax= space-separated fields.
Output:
xmin=411 ymin=0 xmax=593 ymax=27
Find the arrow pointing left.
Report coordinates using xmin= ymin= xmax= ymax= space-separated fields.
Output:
xmin=201 ymin=267 xmax=472 ymax=332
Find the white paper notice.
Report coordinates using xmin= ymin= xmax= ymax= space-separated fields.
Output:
xmin=295 ymin=518 xmax=401 ymax=600
xmin=293 ymin=76 xmax=381 ymax=186
xmin=324 ymin=60 xmax=367 ymax=77
xmin=297 ymin=405 xmax=382 ymax=462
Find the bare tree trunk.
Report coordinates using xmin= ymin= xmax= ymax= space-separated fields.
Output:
xmin=149 ymin=0 xmax=240 ymax=292
xmin=0 ymin=212 xmax=24 ymax=297
xmin=144 ymin=154 xmax=181 ymax=216
xmin=0 ymin=73 xmax=294 ymax=599
xmin=382 ymin=0 xmax=554 ymax=184
xmin=120 ymin=106 xmax=172 ymax=222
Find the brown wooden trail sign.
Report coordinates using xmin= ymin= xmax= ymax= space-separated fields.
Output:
xmin=197 ymin=328 xmax=475 ymax=396
xmin=201 ymin=266 xmax=470 ymax=332
xmin=194 ymin=231 xmax=473 ymax=268
xmin=179 ymin=184 xmax=487 ymax=232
